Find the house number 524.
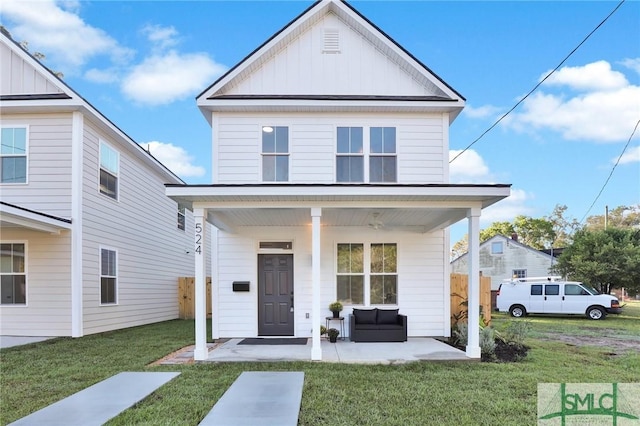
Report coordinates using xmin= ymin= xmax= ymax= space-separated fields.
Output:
xmin=195 ymin=222 xmax=203 ymax=255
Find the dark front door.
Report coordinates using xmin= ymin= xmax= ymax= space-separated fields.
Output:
xmin=258 ymin=254 xmax=294 ymax=336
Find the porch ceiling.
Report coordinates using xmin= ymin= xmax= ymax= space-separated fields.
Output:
xmin=166 ymin=184 xmax=511 ymax=234
xmin=0 ymin=202 xmax=72 ymax=234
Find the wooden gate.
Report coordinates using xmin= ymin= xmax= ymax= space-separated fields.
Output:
xmin=450 ymin=273 xmax=492 ymax=327
xmin=178 ymin=277 xmax=212 ymax=319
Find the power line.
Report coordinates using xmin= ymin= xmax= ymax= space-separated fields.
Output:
xmin=579 ymin=118 xmax=640 ymax=224
xmin=450 ymin=0 xmax=626 ymax=164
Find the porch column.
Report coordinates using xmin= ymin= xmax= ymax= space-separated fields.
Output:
xmin=311 ymin=207 xmax=322 ymax=361
xmin=194 ymin=208 xmax=208 ymax=361
xmin=466 ymin=207 xmax=481 ymax=358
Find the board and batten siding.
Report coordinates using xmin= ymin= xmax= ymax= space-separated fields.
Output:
xmin=0 ymin=229 xmax=72 ymax=336
xmin=224 ymin=12 xmax=435 ymax=97
xmin=80 ymin=119 xmax=194 ymax=335
xmin=213 ymin=112 xmax=445 ymax=184
xmin=0 ymin=113 xmax=73 ymax=218
xmin=0 ymin=42 xmax=64 ymax=96
xmin=214 ymin=225 xmax=447 ymax=338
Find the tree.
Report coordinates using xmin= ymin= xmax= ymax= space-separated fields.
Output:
xmin=584 ymin=204 xmax=640 ymax=231
xmin=479 ymin=215 xmax=555 ymax=250
xmin=552 ymin=228 xmax=640 ymax=295
xmin=545 ymin=204 xmax=582 ymax=247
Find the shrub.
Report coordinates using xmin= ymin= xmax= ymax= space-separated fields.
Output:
xmin=503 ymin=320 xmax=531 ymax=345
xmin=480 ymin=326 xmax=496 ymax=359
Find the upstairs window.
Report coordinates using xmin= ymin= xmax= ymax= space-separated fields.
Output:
xmin=491 ymin=242 xmax=503 ymax=255
xmin=100 ymin=141 xmax=119 ymax=200
xmin=262 ymin=126 xmax=289 ymax=182
xmin=336 ymin=127 xmax=363 ymax=182
xmin=177 ymin=205 xmax=186 ymax=231
xmin=369 ymin=127 xmax=396 ymax=182
xmin=0 ymin=243 xmax=26 ymax=305
xmin=1 ymin=127 xmax=28 ymax=183
xmin=100 ymin=248 xmax=117 ymax=305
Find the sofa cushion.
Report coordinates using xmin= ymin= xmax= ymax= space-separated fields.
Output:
xmin=354 ymin=324 xmax=379 ymax=330
xmin=376 ymin=309 xmax=399 ymax=324
xmin=377 ymin=324 xmax=403 ymax=330
xmin=353 ymin=309 xmax=377 ymax=324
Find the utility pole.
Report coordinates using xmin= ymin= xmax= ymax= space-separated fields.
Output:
xmin=605 ymin=205 xmax=608 ymax=230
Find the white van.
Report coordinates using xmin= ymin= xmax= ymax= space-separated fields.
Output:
xmin=496 ymin=276 xmax=622 ymax=320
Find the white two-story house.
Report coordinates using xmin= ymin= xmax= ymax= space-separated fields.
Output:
xmin=0 ymin=31 xmax=194 ymax=337
xmin=167 ymin=0 xmax=510 ymax=360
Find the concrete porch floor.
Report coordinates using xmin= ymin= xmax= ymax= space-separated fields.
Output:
xmin=203 ymin=337 xmax=470 ymax=364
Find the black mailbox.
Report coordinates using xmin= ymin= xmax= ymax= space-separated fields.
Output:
xmin=232 ymin=281 xmax=250 ymax=292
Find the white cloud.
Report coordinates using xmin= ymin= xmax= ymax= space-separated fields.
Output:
xmin=542 ymin=60 xmax=628 ymax=91
xmin=617 ymin=145 xmax=640 ymax=165
xmin=463 ymin=104 xmax=501 ymax=119
xmin=140 ymin=141 xmax=206 ymax=178
xmin=449 ymin=149 xmax=490 ymax=183
xmin=505 ymin=60 xmax=640 ymax=143
xmin=620 ymin=58 xmax=640 ymax=75
xmin=121 ymin=51 xmax=227 ymax=105
xmin=1 ymin=0 xmax=133 ymax=70
xmin=84 ymin=68 xmax=118 ymax=84
xmin=141 ymin=24 xmax=179 ymax=51
xmin=480 ymin=188 xmax=534 ymax=224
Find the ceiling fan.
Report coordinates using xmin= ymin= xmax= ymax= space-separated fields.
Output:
xmin=369 ymin=212 xmax=384 ymax=230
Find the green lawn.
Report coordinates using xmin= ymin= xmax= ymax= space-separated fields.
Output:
xmin=1 ymin=303 xmax=639 ymax=425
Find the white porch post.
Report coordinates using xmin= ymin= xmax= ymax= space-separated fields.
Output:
xmin=311 ymin=207 xmax=322 ymax=361
xmin=194 ymin=208 xmax=208 ymax=361
xmin=466 ymin=207 xmax=481 ymax=358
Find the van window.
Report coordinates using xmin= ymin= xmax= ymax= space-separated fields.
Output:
xmin=545 ymin=285 xmax=560 ymax=296
xmin=531 ymin=285 xmax=542 ymax=295
xmin=565 ymin=284 xmax=586 ymax=296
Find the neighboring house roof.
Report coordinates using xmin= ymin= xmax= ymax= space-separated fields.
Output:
xmin=196 ymin=0 xmax=465 ymax=121
xmin=451 ymin=234 xmax=556 ymax=264
xmin=0 ymin=31 xmax=184 ymax=185
xmin=0 ymin=201 xmax=73 ymax=234
xmin=539 ymin=247 xmax=565 ymax=258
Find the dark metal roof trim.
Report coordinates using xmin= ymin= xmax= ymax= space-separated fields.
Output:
xmin=0 ymin=93 xmax=72 ymax=101
xmin=0 ymin=201 xmax=72 ymax=224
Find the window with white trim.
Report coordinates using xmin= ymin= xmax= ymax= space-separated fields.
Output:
xmin=99 ymin=141 xmax=119 ymax=200
xmin=0 ymin=243 xmax=26 ymax=304
xmin=336 ymin=127 xmax=364 ymax=182
xmin=100 ymin=248 xmax=117 ymax=304
xmin=1 ymin=127 xmax=28 ymax=183
xmin=177 ymin=205 xmax=186 ymax=231
xmin=512 ymin=269 xmax=527 ymax=279
xmin=262 ymin=126 xmax=289 ymax=182
xmin=336 ymin=243 xmax=364 ymax=304
xmin=491 ymin=241 xmax=503 ymax=254
xmin=370 ymin=243 xmax=397 ymax=304
xmin=369 ymin=127 xmax=397 ymax=183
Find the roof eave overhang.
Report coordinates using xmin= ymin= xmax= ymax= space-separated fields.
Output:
xmin=0 ymin=203 xmax=72 ymax=234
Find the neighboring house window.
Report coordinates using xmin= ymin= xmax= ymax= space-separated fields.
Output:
xmin=0 ymin=127 xmax=27 ymax=183
xmin=336 ymin=243 xmax=364 ymax=304
xmin=369 ymin=127 xmax=396 ymax=182
xmin=336 ymin=127 xmax=363 ymax=182
xmin=100 ymin=248 xmax=117 ymax=304
xmin=370 ymin=243 xmax=397 ymax=304
xmin=177 ymin=205 xmax=186 ymax=231
xmin=99 ymin=141 xmax=119 ymax=200
xmin=0 ymin=243 xmax=26 ymax=305
xmin=262 ymin=126 xmax=288 ymax=182
xmin=491 ymin=242 xmax=503 ymax=254
xmin=512 ymin=269 xmax=527 ymax=279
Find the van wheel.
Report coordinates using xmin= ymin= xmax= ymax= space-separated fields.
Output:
xmin=509 ymin=305 xmax=526 ymax=318
xmin=586 ymin=306 xmax=605 ymax=320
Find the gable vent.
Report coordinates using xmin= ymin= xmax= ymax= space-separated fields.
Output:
xmin=323 ymin=29 xmax=340 ymax=53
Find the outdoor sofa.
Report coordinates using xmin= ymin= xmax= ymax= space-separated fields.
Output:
xmin=349 ymin=308 xmax=407 ymax=342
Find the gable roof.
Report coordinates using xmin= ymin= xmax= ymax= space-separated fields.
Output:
xmin=451 ymin=234 xmax=556 ymax=264
xmin=197 ymin=0 xmax=465 ymax=121
xmin=0 ymin=31 xmax=184 ymax=185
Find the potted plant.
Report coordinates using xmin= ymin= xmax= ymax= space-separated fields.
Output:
xmin=327 ymin=328 xmax=340 ymax=343
xmin=329 ymin=301 xmax=343 ymax=318
xmin=320 ymin=324 xmax=327 ymax=336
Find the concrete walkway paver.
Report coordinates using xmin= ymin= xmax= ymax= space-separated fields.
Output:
xmin=9 ymin=372 xmax=180 ymax=426
xmin=199 ymin=372 xmax=304 ymax=426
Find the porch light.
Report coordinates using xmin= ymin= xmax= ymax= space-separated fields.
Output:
xmin=262 ymin=126 xmax=274 ymax=133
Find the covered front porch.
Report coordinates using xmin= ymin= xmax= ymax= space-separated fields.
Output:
xmin=166 ymin=184 xmax=510 ymax=362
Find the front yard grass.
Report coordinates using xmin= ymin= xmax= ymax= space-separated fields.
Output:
xmin=1 ymin=303 xmax=639 ymax=425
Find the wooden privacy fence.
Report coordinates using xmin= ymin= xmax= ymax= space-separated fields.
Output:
xmin=178 ymin=277 xmax=212 ymax=319
xmin=450 ymin=273 xmax=492 ymax=327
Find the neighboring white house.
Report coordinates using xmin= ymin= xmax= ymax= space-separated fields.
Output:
xmin=451 ymin=234 xmax=557 ymax=291
xmin=166 ymin=0 xmax=510 ymax=360
xmin=0 ymin=31 xmax=194 ymax=337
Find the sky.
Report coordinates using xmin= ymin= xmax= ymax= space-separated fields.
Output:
xmin=2 ymin=0 xmax=639 ymax=246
